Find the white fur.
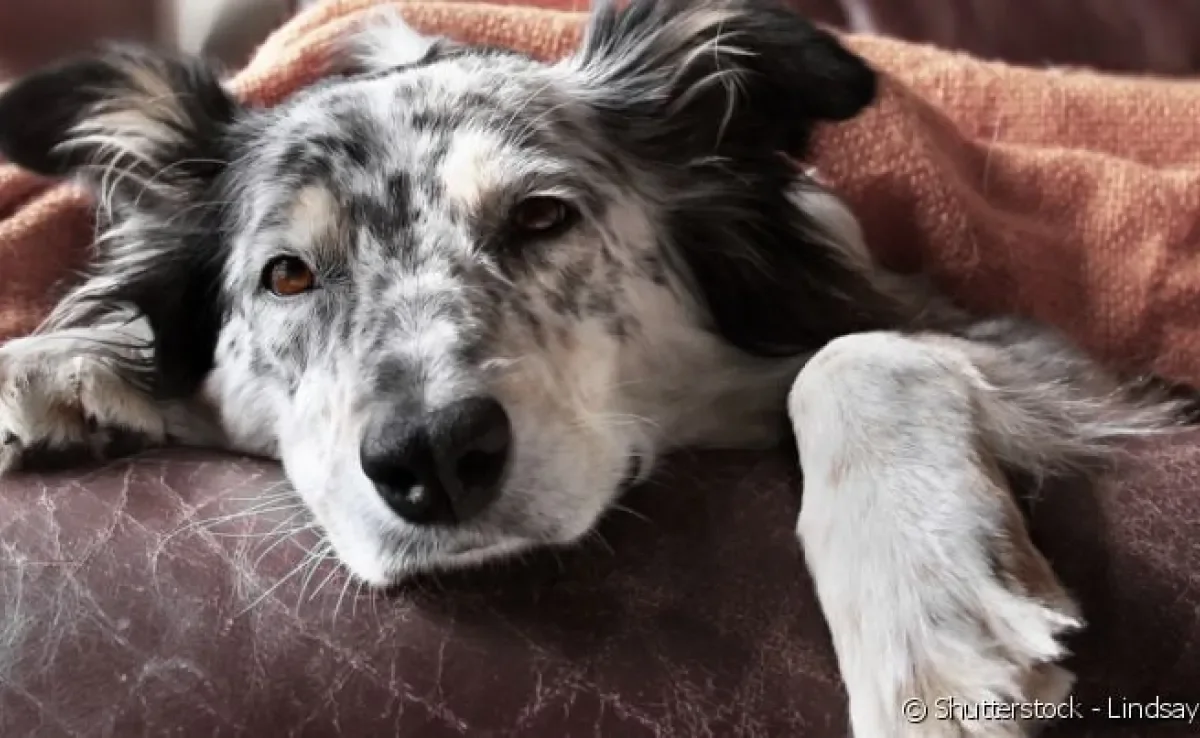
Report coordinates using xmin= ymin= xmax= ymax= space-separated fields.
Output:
xmin=350 ymin=7 xmax=438 ymax=71
xmin=0 ymin=316 xmax=222 ymax=473
xmin=791 ymin=333 xmax=1081 ymax=737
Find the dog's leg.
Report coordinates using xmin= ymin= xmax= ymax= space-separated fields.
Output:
xmin=790 ymin=331 xmax=1088 ymax=738
xmin=0 ymin=311 xmax=223 ymax=473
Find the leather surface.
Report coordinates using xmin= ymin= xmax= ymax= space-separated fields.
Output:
xmin=2 ymin=431 xmax=1199 ymax=737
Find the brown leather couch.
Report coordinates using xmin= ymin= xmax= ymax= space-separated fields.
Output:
xmin=3 ymin=2 xmax=1200 ymax=737
xmin=3 ymin=435 xmax=1200 ymax=737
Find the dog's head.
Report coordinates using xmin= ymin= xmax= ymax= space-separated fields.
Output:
xmin=0 ymin=0 xmax=895 ymax=584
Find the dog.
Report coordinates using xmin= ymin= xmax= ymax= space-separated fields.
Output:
xmin=0 ymin=1 xmax=1189 ymax=734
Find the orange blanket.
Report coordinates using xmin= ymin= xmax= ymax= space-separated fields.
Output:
xmin=2 ymin=0 xmax=1199 ymax=386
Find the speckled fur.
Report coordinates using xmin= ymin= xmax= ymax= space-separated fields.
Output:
xmin=0 ymin=0 xmax=888 ymax=581
xmin=0 ymin=3 xmax=1192 ymax=735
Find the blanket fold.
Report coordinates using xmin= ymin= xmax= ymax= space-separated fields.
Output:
xmin=2 ymin=0 xmax=1198 ymax=386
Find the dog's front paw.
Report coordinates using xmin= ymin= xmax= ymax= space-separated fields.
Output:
xmin=863 ymin=589 xmax=1080 ymax=737
xmin=0 ymin=339 xmax=165 ymax=474
xmin=790 ymin=332 xmax=1092 ymax=738
xmin=812 ymin=513 xmax=1083 ymax=738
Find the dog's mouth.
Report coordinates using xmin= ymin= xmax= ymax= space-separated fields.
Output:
xmin=393 ymin=535 xmax=534 ymax=582
xmin=364 ymin=454 xmax=648 ymax=583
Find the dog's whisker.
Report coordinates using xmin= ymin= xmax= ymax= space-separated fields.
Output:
xmin=217 ymin=489 xmax=300 ymax=505
xmin=351 ymin=578 xmax=367 ymax=618
xmin=331 ymin=570 xmax=355 ymax=625
xmin=152 ymin=495 xmax=307 ymax=554
xmin=236 ymin=550 xmax=322 ymax=618
xmin=202 ymin=524 xmax=313 ymax=541
xmin=584 ymin=529 xmax=615 ymax=556
xmin=295 ymin=539 xmax=334 ymax=612
xmin=172 ymin=503 xmax=309 ymax=537
xmin=251 ymin=515 xmax=318 ymax=567
xmin=307 ymin=557 xmax=346 ymax=604
xmin=608 ymin=503 xmax=652 ymax=524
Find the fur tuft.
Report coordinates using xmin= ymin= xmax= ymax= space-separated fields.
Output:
xmin=346 ymin=6 xmax=442 ymax=73
xmin=954 ymin=319 xmax=1189 ymax=482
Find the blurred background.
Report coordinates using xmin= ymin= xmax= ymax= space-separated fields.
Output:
xmin=1 ymin=0 xmax=1200 ymax=80
xmin=0 ymin=0 xmax=300 ymax=75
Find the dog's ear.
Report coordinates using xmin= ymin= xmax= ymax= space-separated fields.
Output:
xmin=564 ymin=0 xmax=876 ymax=160
xmin=0 ymin=45 xmax=238 ymax=199
xmin=565 ymin=1 xmax=895 ymax=357
xmin=0 ymin=47 xmax=241 ymax=397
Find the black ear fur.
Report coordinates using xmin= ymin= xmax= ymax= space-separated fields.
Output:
xmin=0 ymin=57 xmax=129 ymax=175
xmin=573 ymin=0 xmax=897 ymax=357
xmin=670 ymin=176 xmax=908 ymax=358
xmin=118 ymin=202 xmax=232 ymax=400
xmin=0 ymin=45 xmax=238 ymax=183
xmin=571 ymin=0 xmax=876 ymax=161
xmin=0 ymin=46 xmax=242 ymax=398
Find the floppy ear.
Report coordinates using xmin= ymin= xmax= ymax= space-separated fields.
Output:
xmin=566 ymin=0 xmax=899 ymax=357
xmin=0 ymin=47 xmax=242 ymax=397
xmin=564 ymin=0 xmax=876 ymax=161
xmin=0 ymin=45 xmax=238 ymax=192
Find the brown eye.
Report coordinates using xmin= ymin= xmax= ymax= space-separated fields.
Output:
xmin=262 ymin=256 xmax=316 ymax=296
xmin=510 ymin=196 xmax=575 ymax=235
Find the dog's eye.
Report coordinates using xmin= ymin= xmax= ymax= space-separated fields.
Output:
xmin=510 ymin=196 xmax=575 ymax=236
xmin=262 ymin=256 xmax=316 ymax=296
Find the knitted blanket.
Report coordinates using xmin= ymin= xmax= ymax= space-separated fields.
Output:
xmin=2 ymin=0 xmax=1198 ymax=387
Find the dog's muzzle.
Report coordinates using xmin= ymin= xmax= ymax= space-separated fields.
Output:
xmin=359 ymin=396 xmax=513 ymax=525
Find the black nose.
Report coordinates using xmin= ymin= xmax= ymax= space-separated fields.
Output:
xmin=359 ymin=396 xmax=512 ymax=525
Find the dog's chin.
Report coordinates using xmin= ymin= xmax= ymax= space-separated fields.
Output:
xmin=398 ymin=537 xmax=536 ymax=579
xmin=356 ymin=498 xmax=633 ymax=587
xmin=323 ymin=455 xmax=643 ymax=588
xmin=369 ymin=526 xmax=592 ymax=587
xmin=332 ymin=531 xmax=533 ymax=588
xmin=334 ymin=514 xmax=584 ymax=588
